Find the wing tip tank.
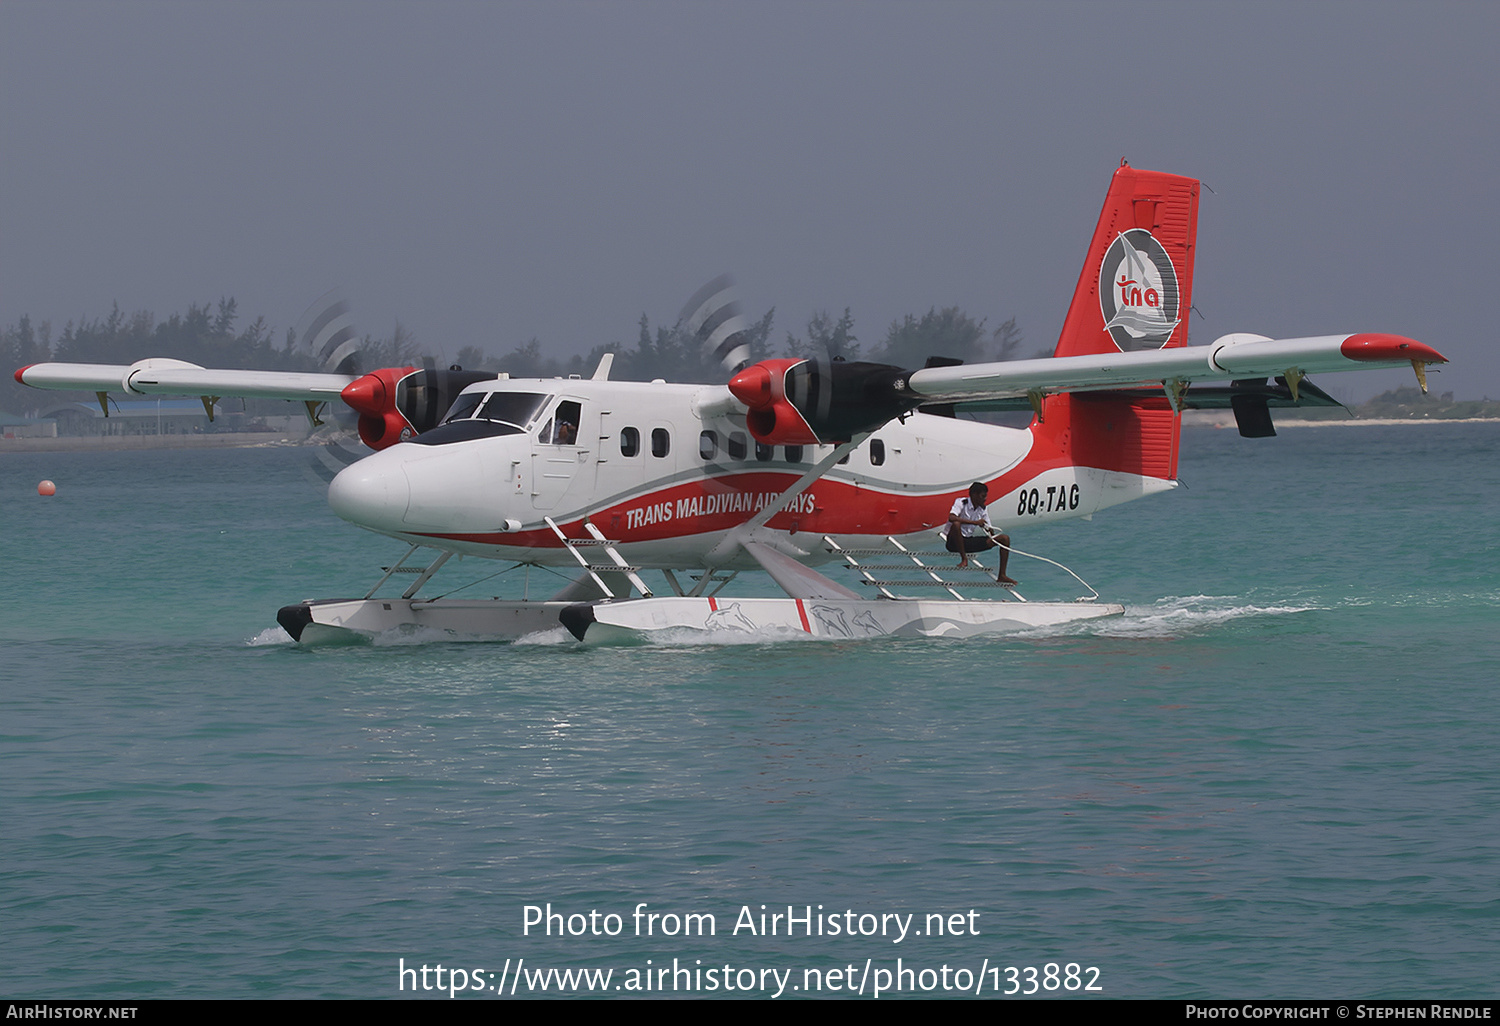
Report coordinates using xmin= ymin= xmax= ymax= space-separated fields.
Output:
xmin=1340 ymin=334 xmax=1446 ymax=364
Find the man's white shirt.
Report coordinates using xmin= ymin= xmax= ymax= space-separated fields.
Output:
xmin=949 ymin=496 xmax=992 ymax=538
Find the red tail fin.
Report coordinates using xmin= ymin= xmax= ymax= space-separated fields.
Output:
xmin=1053 ymin=164 xmax=1200 ymax=358
xmin=1031 ymin=165 xmax=1198 ymax=482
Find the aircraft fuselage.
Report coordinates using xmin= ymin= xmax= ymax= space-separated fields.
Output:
xmin=326 ymin=376 xmax=1176 ymax=569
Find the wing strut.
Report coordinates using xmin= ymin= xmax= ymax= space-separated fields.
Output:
xmin=742 ymin=542 xmax=860 ymax=601
xmin=740 ymin=433 xmax=870 ymax=533
xmin=362 ymin=544 xmax=452 ymax=600
xmin=704 ymin=434 xmax=871 ymax=568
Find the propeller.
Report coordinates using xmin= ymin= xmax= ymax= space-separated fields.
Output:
xmin=679 ymin=273 xmax=751 ymax=375
xmin=291 ymin=291 xmax=368 ymax=483
xmin=296 ymin=288 xmax=361 ymax=376
xmin=292 ymin=294 xmax=490 ymax=463
xmin=402 ymin=355 xmax=493 ymax=436
xmin=338 ymin=359 xmax=495 ymax=449
xmin=729 ymin=357 xmax=920 ymax=445
xmin=675 ymin=283 xmax=921 ymax=446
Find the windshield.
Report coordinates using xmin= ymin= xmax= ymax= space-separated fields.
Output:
xmin=441 ymin=390 xmax=548 ymax=428
xmin=441 ymin=393 xmax=484 ymax=424
xmin=478 ymin=391 xmax=548 ymax=427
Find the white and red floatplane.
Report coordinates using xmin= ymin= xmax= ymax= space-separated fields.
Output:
xmin=15 ymin=165 xmax=1446 ymax=644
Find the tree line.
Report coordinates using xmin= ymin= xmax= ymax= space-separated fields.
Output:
xmin=467 ymin=307 xmax=1031 ymax=384
xmin=3 ymin=297 xmax=1032 ymax=416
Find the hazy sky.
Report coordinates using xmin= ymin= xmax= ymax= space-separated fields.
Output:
xmin=3 ymin=1 xmax=1496 ymax=400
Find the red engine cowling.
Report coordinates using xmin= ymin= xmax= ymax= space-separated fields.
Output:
xmin=728 ymin=359 xmax=819 ymax=445
xmin=340 ymin=364 xmax=499 ymax=449
xmin=728 ymin=357 xmax=921 ymax=445
xmin=340 ymin=367 xmax=418 ymax=450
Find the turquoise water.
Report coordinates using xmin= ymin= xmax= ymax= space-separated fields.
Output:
xmin=3 ymin=424 xmax=1497 ymax=998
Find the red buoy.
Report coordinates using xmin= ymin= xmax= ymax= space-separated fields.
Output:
xmin=37 ymin=480 xmax=56 ymax=496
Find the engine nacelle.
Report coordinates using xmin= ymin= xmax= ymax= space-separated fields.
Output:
xmin=728 ymin=358 xmax=921 ymax=445
xmin=341 ymin=365 xmax=495 ymax=450
xmin=341 ymin=366 xmax=415 ymax=449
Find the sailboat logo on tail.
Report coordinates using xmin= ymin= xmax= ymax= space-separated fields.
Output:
xmin=1098 ymin=228 xmax=1181 ymax=351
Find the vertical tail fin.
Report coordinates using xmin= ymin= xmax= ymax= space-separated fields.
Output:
xmin=1034 ymin=165 xmax=1199 ymax=482
xmin=1053 ymin=163 xmax=1200 ymax=358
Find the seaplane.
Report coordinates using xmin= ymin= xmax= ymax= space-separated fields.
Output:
xmin=15 ymin=164 xmax=1447 ymax=644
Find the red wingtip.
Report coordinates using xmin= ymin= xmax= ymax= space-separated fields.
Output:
xmin=1341 ymin=334 xmax=1447 ymax=364
xmin=15 ymin=364 xmax=34 ymax=385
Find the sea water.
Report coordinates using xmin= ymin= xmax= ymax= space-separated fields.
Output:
xmin=2 ymin=424 xmax=1497 ymax=998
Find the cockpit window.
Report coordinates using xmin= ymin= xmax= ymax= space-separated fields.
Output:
xmin=441 ymin=393 xmax=484 ymax=424
xmin=551 ymin=400 xmax=581 ymax=445
xmin=413 ymin=390 xmax=552 ymax=446
xmin=535 ymin=400 xmax=581 ymax=445
xmin=408 ymin=419 xmax=525 ymax=446
xmin=477 ymin=391 xmax=548 ymax=427
xmin=441 ymin=390 xmax=548 ymax=428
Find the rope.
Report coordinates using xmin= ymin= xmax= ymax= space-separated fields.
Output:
xmin=980 ymin=528 xmax=1100 ymax=602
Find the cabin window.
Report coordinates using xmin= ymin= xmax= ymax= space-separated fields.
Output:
xmin=651 ymin=428 xmax=670 ymax=458
xmin=620 ymin=427 xmax=639 ymax=457
xmin=699 ymin=430 xmax=718 ymax=460
xmin=755 ymin=442 xmax=774 ymax=462
xmin=869 ymin=438 xmax=885 ymax=466
xmin=727 ymin=431 xmax=747 ymax=460
xmin=784 ymin=445 xmax=803 ymax=463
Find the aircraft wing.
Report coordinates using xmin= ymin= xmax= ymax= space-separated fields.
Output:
xmin=903 ymin=333 xmax=1446 ymax=404
xmin=726 ymin=332 xmax=1447 ymax=445
xmin=15 ymin=360 xmax=355 ymax=401
xmin=12 ymin=357 xmax=497 ymax=450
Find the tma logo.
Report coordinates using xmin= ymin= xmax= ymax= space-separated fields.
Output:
xmin=1098 ymin=228 xmax=1180 ymax=351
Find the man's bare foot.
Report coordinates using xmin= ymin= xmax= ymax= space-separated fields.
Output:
xmin=957 ymin=558 xmax=969 ymax=569
xmin=997 ymin=574 xmax=1018 ymax=587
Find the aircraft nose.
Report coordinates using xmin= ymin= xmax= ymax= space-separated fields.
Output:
xmin=328 ymin=452 xmax=411 ymax=531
